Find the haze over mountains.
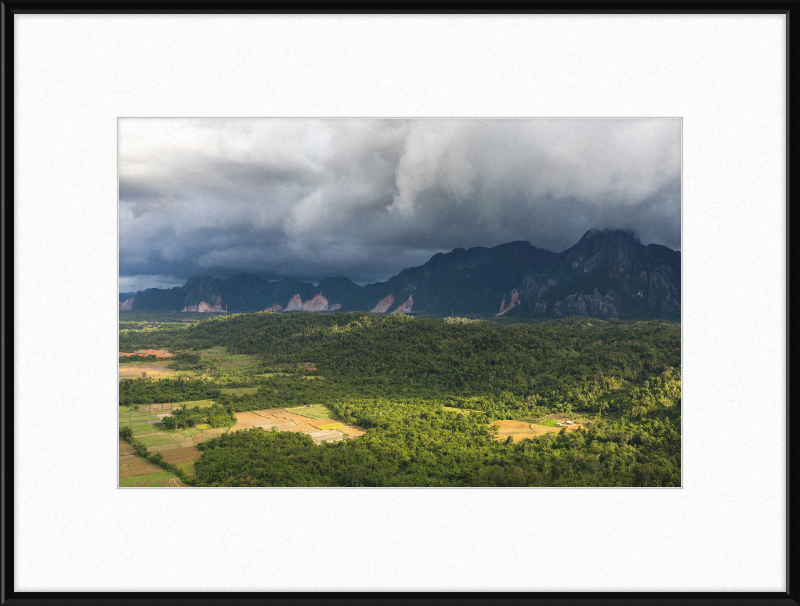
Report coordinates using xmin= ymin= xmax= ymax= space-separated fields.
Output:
xmin=119 ymin=229 xmax=680 ymax=321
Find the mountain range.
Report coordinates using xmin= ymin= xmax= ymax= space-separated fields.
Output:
xmin=119 ymin=229 xmax=680 ymax=320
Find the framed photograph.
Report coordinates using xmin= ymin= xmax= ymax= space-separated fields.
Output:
xmin=2 ymin=5 xmax=794 ymax=604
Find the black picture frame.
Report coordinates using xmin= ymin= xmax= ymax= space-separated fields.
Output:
xmin=1 ymin=3 xmax=796 ymax=605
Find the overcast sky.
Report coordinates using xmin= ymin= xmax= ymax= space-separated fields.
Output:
xmin=119 ymin=118 xmax=680 ymax=291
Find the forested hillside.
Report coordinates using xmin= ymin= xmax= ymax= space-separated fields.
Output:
xmin=119 ymin=312 xmax=681 ymax=487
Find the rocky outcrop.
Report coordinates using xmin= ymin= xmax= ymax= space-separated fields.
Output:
xmin=390 ymin=295 xmax=413 ymax=314
xmin=370 ymin=294 xmax=394 ymax=313
xmin=552 ymin=289 xmax=620 ymax=318
xmin=303 ymin=293 xmax=330 ymax=312
xmin=182 ymin=295 xmax=223 ymax=312
xmin=284 ymin=293 xmax=337 ymax=312
xmin=265 ymin=304 xmax=283 ymax=312
xmin=647 ymin=271 xmax=681 ymax=317
xmin=284 ymin=294 xmax=304 ymax=311
xmin=521 ymin=275 xmax=556 ymax=299
xmin=119 ymin=297 xmax=135 ymax=310
xmin=496 ymin=290 xmax=519 ymax=316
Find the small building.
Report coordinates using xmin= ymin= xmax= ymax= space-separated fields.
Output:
xmin=566 ymin=421 xmax=574 ymax=425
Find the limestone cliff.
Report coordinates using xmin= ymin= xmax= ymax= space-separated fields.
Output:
xmin=284 ymin=294 xmax=304 ymax=311
xmin=370 ymin=294 xmax=394 ymax=313
xmin=284 ymin=293 xmax=338 ymax=312
xmin=552 ymin=289 xmax=621 ymax=318
xmin=495 ymin=290 xmax=519 ymax=316
xmin=390 ymin=295 xmax=413 ymax=314
xmin=181 ymin=295 xmax=223 ymax=312
xmin=119 ymin=297 xmax=135 ymax=311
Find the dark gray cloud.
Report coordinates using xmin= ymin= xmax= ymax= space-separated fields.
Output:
xmin=119 ymin=118 xmax=681 ymax=289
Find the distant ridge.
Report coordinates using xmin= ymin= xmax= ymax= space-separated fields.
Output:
xmin=120 ymin=229 xmax=680 ymax=320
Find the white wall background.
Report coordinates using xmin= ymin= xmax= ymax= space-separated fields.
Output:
xmin=13 ymin=14 xmax=786 ymax=591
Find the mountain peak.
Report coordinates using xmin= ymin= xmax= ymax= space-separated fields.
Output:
xmin=579 ymin=228 xmax=640 ymax=244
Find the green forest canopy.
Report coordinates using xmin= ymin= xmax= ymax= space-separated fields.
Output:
xmin=120 ymin=312 xmax=681 ymax=487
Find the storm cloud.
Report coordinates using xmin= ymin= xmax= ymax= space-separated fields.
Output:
xmin=119 ymin=118 xmax=680 ymax=290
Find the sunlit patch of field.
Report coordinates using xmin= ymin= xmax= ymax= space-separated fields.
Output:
xmin=119 ymin=456 xmax=162 ymax=478
xmin=529 ymin=423 xmax=582 ymax=435
xmin=119 ymin=470 xmax=179 ymax=487
xmin=165 ymin=399 xmax=217 ymax=410
xmin=442 ymin=406 xmax=481 ymax=414
xmin=284 ymin=404 xmax=337 ymax=419
xmin=129 ymin=424 xmax=163 ymax=437
xmin=140 ymin=402 xmax=198 ymax=413
xmin=230 ymin=411 xmax=296 ymax=432
xmin=137 ymin=434 xmax=176 ymax=448
xmin=309 ymin=429 xmax=345 ymax=444
xmin=119 ymin=415 xmax=160 ymax=429
xmin=229 ymin=407 xmax=366 ymax=444
xmin=160 ymin=447 xmax=203 ymax=464
xmin=169 ymin=433 xmax=195 ymax=447
xmin=119 ymin=350 xmax=174 ymax=358
xmin=119 ymin=360 xmax=175 ymax=381
xmin=312 ymin=422 xmax=344 ymax=430
xmin=490 ymin=419 xmax=583 ymax=442
xmin=176 ymin=461 xmax=196 ymax=478
xmin=338 ymin=425 xmax=367 ymax=438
